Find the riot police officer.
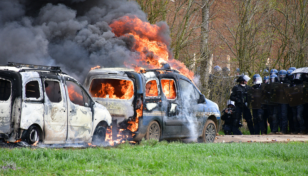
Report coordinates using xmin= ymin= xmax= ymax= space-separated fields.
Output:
xmin=268 ymin=74 xmax=279 ymax=134
xmin=277 ymin=70 xmax=288 ymax=134
xmin=262 ymin=76 xmax=270 ymax=134
xmin=230 ymin=75 xmax=254 ymax=134
xmin=286 ymin=70 xmax=294 ymax=133
xmin=251 ymin=74 xmax=264 ymax=134
xmin=221 ymin=100 xmax=239 ymax=135
xmin=291 ymin=73 xmax=306 ymax=134
xmin=270 ymin=69 xmax=278 ymax=76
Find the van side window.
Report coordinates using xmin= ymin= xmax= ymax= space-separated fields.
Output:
xmin=145 ymin=80 xmax=159 ymax=97
xmin=67 ymin=81 xmax=84 ymax=106
xmin=45 ymin=81 xmax=62 ymax=103
xmin=161 ymin=79 xmax=177 ymax=99
xmin=179 ymin=79 xmax=199 ymax=100
xmin=26 ymin=81 xmax=40 ymax=98
xmin=82 ymin=90 xmax=91 ymax=107
xmin=0 ymin=79 xmax=11 ymax=101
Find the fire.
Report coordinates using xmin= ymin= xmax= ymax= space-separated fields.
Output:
xmin=145 ymin=80 xmax=159 ymax=97
xmin=87 ymin=143 xmax=96 ymax=147
xmin=14 ymin=139 xmax=21 ymax=143
xmin=67 ymin=84 xmax=83 ymax=102
xmin=127 ymin=104 xmax=143 ymax=132
xmin=110 ymin=16 xmax=194 ymax=80
xmin=32 ymin=140 xmax=38 ymax=146
xmin=91 ymin=65 xmax=101 ymax=70
xmin=161 ymin=79 xmax=176 ymax=99
xmin=91 ymin=80 xmax=134 ymax=99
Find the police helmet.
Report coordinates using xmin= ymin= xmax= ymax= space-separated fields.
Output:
xmin=214 ymin=65 xmax=222 ymax=72
xmin=252 ymin=74 xmax=262 ymax=84
xmin=263 ymin=69 xmax=269 ymax=73
xmin=222 ymin=67 xmax=230 ymax=75
xmin=237 ymin=75 xmax=250 ymax=82
xmin=270 ymin=74 xmax=278 ymax=83
xmin=236 ymin=68 xmax=240 ymax=73
xmin=227 ymin=100 xmax=235 ymax=106
xmin=270 ymin=69 xmax=278 ymax=75
xmin=288 ymin=67 xmax=296 ymax=71
xmin=278 ymin=70 xmax=287 ymax=81
xmin=263 ymin=76 xmax=270 ymax=84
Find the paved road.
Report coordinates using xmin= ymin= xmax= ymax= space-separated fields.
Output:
xmin=215 ymin=135 xmax=308 ymax=143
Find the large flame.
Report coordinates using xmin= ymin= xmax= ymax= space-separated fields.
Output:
xmin=145 ymin=80 xmax=159 ymax=97
xmin=110 ymin=16 xmax=194 ymax=80
xmin=90 ymin=79 xmax=134 ymax=99
xmin=161 ymin=79 xmax=176 ymax=99
xmin=127 ymin=104 xmax=143 ymax=132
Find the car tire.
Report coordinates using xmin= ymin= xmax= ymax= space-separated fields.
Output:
xmin=92 ymin=126 xmax=107 ymax=144
xmin=145 ymin=121 xmax=160 ymax=141
xmin=201 ymin=120 xmax=216 ymax=143
xmin=26 ymin=125 xmax=40 ymax=144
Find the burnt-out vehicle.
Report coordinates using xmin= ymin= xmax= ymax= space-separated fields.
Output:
xmin=0 ymin=63 xmax=111 ymax=145
xmin=84 ymin=67 xmax=220 ymax=143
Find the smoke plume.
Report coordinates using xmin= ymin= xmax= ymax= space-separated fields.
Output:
xmin=0 ymin=0 xmax=171 ymax=81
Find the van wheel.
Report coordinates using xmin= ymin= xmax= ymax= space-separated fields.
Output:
xmin=26 ymin=126 xmax=40 ymax=144
xmin=92 ymin=126 xmax=106 ymax=144
xmin=201 ymin=120 xmax=216 ymax=143
xmin=146 ymin=121 xmax=160 ymax=140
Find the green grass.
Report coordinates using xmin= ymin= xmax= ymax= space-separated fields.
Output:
xmin=1 ymin=141 xmax=308 ymax=175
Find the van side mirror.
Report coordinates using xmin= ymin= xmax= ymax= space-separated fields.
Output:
xmin=198 ymin=94 xmax=206 ymax=104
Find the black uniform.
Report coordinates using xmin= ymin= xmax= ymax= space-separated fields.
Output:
xmin=221 ymin=106 xmax=236 ymax=135
xmin=230 ymin=84 xmax=254 ymax=134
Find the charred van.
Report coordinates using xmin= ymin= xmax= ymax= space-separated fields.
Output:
xmin=84 ymin=67 xmax=220 ymax=143
xmin=0 ymin=63 xmax=111 ymax=145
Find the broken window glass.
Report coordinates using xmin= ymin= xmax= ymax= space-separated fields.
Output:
xmin=45 ymin=80 xmax=62 ymax=103
xmin=67 ymin=81 xmax=84 ymax=106
xmin=0 ymin=79 xmax=11 ymax=101
xmin=89 ymin=79 xmax=134 ymax=99
xmin=145 ymin=80 xmax=159 ymax=97
xmin=26 ymin=81 xmax=40 ymax=98
xmin=161 ymin=79 xmax=177 ymax=99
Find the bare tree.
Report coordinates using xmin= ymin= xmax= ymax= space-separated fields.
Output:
xmin=215 ymin=0 xmax=275 ymax=75
xmin=273 ymin=0 xmax=308 ymax=68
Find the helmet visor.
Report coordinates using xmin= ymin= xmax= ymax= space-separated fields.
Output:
xmin=254 ymin=77 xmax=262 ymax=84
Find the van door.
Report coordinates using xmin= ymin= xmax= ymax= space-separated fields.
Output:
xmin=160 ymin=77 xmax=183 ymax=137
xmin=43 ymin=78 xmax=67 ymax=144
xmin=0 ymin=78 xmax=12 ymax=134
xmin=19 ymin=72 xmax=44 ymax=132
xmin=65 ymin=79 xmax=92 ymax=143
xmin=178 ymin=78 xmax=200 ymax=138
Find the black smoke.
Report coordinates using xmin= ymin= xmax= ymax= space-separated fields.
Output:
xmin=0 ymin=0 xmax=170 ymax=82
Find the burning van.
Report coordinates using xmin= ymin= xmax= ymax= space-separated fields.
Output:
xmin=0 ymin=63 xmax=111 ymax=145
xmin=84 ymin=66 xmax=220 ymax=143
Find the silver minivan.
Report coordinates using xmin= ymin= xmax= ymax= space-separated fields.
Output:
xmin=0 ymin=63 xmax=111 ymax=145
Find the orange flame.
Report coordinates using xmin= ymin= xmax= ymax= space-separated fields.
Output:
xmin=90 ymin=80 xmax=134 ymax=99
xmin=32 ymin=140 xmax=38 ymax=146
xmin=127 ymin=104 xmax=143 ymax=132
xmin=91 ymin=65 xmax=101 ymax=70
xmin=145 ymin=80 xmax=159 ymax=97
xmin=67 ymin=84 xmax=83 ymax=102
xmin=161 ymin=79 xmax=176 ymax=99
xmin=110 ymin=16 xmax=194 ymax=80
xmin=14 ymin=139 xmax=22 ymax=143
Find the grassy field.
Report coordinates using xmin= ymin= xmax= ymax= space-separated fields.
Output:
xmin=1 ymin=141 xmax=308 ymax=175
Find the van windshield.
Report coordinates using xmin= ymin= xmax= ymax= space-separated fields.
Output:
xmin=89 ymin=79 xmax=134 ymax=99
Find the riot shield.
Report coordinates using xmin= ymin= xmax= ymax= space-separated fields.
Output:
xmin=247 ymin=89 xmax=262 ymax=109
xmin=261 ymin=83 xmax=271 ymax=105
xmin=270 ymin=83 xmax=289 ymax=104
xmin=285 ymin=85 xmax=305 ymax=107
xmin=303 ymin=83 xmax=308 ymax=103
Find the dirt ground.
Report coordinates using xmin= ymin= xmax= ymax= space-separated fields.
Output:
xmin=215 ymin=135 xmax=308 ymax=143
